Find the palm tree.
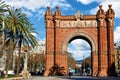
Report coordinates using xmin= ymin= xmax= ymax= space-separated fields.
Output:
xmin=15 ymin=26 xmax=38 ymax=76
xmin=0 ymin=0 xmax=8 ymax=35
xmin=0 ymin=0 xmax=8 ymax=12
xmin=4 ymin=6 xmax=37 ymax=76
xmin=0 ymin=0 xmax=8 ymax=78
xmin=0 ymin=1 xmax=37 ymax=77
xmin=49 ymin=64 xmax=66 ymax=76
xmin=0 ymin=0 xmax=8 ymax=46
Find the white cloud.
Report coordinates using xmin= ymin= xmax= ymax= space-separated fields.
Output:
xmin=114 ymin=26 xmax=120 ymax=43
xmin=68 ymin=39 xmax=91 ymax=60
xmin=5 ymin=0 xmax=49 ymax=11
xmin=4 ymin=0 xmax=71 ymax=18
xmin=77 ymin=0 xmax=120 ymax=18
xmin=77 ymin=0 xmax=99 ymax=5
xmin=31 ymin=33 xmax=37 ymax=37
xmin=4 ymin=0 xmax=71 ymax=11
xmin=90 ymin=1 xmax=120 ymax=18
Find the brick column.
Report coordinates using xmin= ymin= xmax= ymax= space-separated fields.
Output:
xmin=106 ymin=5 xmax=115 ymax=76
xmin=97 ymin=5 xmax=108 ymax=77
xmin=53 ymin=6 xmax=68 ymax=76
xmin=55 ymin=51 xmax=68 ymax=75
xmin=44 ymin=52 xmax=54 ymax=76
xmin=44 ymin=7 xmax=55 ymax=76
xmin=92 ymin=51 xmax=98 ymax=76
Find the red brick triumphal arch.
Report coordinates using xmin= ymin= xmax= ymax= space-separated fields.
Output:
xmin=44 ymin=5 xmax=115 ymax=77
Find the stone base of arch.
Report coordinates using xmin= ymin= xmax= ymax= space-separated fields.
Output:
xmin=44 ymin=69 xmax=50 ymax=76
xmin=44 ymin=51 xmax=114 ymax=77
xmin=44 ymin=52 xmax=54 ymax=76
xmin=98 ymin=68 xmax=108 ymax=77
xmin=92 ymin=51 xmax=98 ymax=76
xmin=44 ymin=52 xmax=68 ymax=76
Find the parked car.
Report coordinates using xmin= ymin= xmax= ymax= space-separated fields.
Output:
xmin=4 ymin=70 xmax=15 ymax=75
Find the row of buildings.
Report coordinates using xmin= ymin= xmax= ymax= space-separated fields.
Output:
xmin=0 ymin=40 xmax=46 ymax=72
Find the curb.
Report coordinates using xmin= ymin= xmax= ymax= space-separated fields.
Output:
xmin=0 ymin=77 xmax=23 ymax=80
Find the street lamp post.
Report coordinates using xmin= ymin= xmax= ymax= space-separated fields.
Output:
xmin=83 ymin=55 xmax=86 ymax=76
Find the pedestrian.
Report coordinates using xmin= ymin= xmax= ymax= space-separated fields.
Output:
xmin=69 ymin=71 xmax=72 ymax=78
xmin=0 ymin=70 xmax=1 ymax=76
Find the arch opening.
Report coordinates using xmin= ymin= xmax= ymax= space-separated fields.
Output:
xmin=68 ymin=37 xmax=92 ymax=76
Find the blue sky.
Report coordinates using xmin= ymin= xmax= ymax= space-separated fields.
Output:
xmin=4 ymin=0 xmax=120 ymax=60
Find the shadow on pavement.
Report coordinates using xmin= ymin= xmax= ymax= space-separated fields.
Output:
xmin=57 ymin=76 xmax=120 ymax=80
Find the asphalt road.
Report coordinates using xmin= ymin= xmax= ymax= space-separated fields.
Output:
xmin=24 ymin=76 xmax=120 ymax=80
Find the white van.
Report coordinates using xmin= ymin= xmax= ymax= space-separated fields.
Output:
xmin=4 ymin=70 xmax=15 ymax=75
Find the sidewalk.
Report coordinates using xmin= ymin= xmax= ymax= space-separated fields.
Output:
xmin=0 ymin=77 xmax=23 ymax=80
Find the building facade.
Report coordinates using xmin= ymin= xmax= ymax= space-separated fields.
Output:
xmin=115 ymin=42 xmax=120 ymax=76
xmin=115 ymin=51 xmax=120 ymax=76
xmin=33 ymin=40 xmax=45 ymax=54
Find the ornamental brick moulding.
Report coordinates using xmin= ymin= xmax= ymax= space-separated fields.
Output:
xmin=44 ymin=5 xmax=115 ymax=77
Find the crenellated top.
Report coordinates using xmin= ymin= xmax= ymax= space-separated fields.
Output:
xmin=44 ymin=5 xmax=115 ymax=21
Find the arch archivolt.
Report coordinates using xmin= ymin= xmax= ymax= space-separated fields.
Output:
xmin=62 ymin=30 xmax=97 ymax=53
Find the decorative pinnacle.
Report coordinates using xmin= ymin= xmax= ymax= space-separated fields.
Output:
xmin=47 ymin=6 xmax=50 ymax=9
xmin=56 ymin=6 xmax=59 ymax=9
xmin=108 ymin=5 xmax=112 ymax=9
xmin=99 ymin=5 xmax=102 ymax=9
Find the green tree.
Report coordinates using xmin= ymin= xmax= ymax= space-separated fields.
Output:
xmin=0 ymin=0 xmax=8 ymax=55
xmin=82 ymin=56 xmax=91 ymax=74
xmin=0 ymin=0 xmax=37 ymax=77
xmin=0 ymin=0 xmax=8 ymax=40
xmin=28 ymin=52 xmax=45 ymax=73
xmin=68 ymin=52 xmax=76 ymax=69
xmin=0 ymin=0 xmax=8 ymax=78
xmin=4 ymin=6 xmax=37 ymax=76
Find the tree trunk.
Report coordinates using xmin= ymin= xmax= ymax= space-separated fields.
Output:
xmin=5 ymin=50 xmax=11 ymax=78
xmin=16 ymin=46 xmax=21 ymax=76
xmin=5 ymin=37 xmax=13 ymax=78
xmin=16 ymin=33 xmax=22 ymax=76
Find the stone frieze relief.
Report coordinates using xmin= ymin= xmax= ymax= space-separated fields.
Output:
xmin=60 ymin=20 xmax=97 ymax=27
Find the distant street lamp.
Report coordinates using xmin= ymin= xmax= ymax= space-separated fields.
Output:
xmin=83 ymin=55 xmax=86 ymax=76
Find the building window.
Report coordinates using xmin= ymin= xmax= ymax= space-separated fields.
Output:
xmin=119 ymin=61 xmax=120 ymax=65
xmin=117 ymin=61 xmax=120 ymax=65
xmin=117 ymin=55 xmax=120 ymax=59
xmin=118 ymin=66 xmax=120 ymax=70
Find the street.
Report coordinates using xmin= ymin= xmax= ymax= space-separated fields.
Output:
xmin=24 ymin=76 xmax=120 ymax=80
